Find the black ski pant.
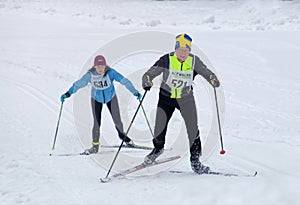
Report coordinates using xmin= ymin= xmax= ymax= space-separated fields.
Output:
xmin=91 ymin=95 xmax=130 ymax=145
xmin=152 ymin=93 xmax=201 ymax=153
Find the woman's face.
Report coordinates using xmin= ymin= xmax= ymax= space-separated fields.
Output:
xmin=95 ymin=65 xmax=106 ymax=74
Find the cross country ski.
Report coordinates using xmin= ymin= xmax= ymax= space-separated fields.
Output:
xmin=100 ymin=155 xmax=181 ymax=183
xmin=100 ymin=144 xmax=154 ymax=150
xmin=169 ymin=170 xmax=258 ymax=177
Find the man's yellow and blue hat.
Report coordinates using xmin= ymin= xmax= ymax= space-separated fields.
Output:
xmin=175 ymin=33 xmax=192 ymax=51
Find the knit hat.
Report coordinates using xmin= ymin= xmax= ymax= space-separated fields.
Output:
xmin=175 ymin=33 xmax=192 ymax=51
xmin=94 ymin=55 xmax=106 ymax=66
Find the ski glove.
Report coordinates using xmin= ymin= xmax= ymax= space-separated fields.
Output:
xmin=60 ymin=92 xmax=71 ymax=103
xmin=134 ymin=92 xmax=142 ymax=101
xmin=142 ymin=75 xmax=153 ymax=91
xmin=209 ymin=74 xmax=220 ymax=88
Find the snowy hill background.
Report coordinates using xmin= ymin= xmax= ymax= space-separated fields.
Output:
xmin=1 ymin=0 xmax=300 ymax=205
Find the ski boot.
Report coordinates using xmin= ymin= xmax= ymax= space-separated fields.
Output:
xmin=190 ymin=158 xmax=210 ymax=174
xmin=83 ymin=144 xmax=99 ymax=155
xmin=190 ymin=137 xmax=210 ymax=174
xmin=144 ymin=147 xmax=164 ymax=164
xmin=125 ymin=139 xmax=135 ymax=148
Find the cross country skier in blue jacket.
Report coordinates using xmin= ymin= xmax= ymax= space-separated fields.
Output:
xmin=60 ymin=55 xmax=142 ymax=155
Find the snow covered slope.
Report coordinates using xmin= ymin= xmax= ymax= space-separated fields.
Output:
xmin=0 ymin=1 xmax=300 ymax=205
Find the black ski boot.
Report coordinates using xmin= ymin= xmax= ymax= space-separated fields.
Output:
xmin=83 ymin=144 xmax=99 ymax=155
xmin=190 ymin=159 xmax=210 ymax=174
xmin=121 ymin=134 xmax=136 ymax=148
xmin=144 ymin=147 xmax=164 ymax=164
xmin=125 ymin=139 xmax=135 ymax=148
xmin=190 ymin=137 xmax=210 ymax=174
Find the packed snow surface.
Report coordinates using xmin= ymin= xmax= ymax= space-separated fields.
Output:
xmin=0 ymin=1 xmax=300 ymax=205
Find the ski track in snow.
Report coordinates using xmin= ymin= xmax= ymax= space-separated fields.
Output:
xmin=17 ymin=84 xmax=74 ymax=126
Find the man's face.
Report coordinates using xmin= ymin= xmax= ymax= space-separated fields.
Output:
xmin=175 ymin=47 xmax=190 ymax=62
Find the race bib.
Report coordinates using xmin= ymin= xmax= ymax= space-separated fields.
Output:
xmin=91 ymin=74 xmax=111 ymax=90
xmin=166 ymin=70 xmax=193 ymax=89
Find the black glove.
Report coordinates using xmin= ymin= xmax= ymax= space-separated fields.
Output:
xmin=209 ymin=74 xmax=220 ymax=88
xmin=143 ymin=85 xmax=152 ymax=91
xmin=142 ymin=75 xmax=153 ymax=91
xmin=60 ymin=92 xmax=71 ymax=103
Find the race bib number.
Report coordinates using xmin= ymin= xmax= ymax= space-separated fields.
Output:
xmin=91 ymin=74 xmax=111 ymax=90
xmin=166 ymin=70 xmax=193 ymax=89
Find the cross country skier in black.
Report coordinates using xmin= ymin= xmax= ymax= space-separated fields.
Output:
xmin=142 ymin=33 xmax=220 ymax=174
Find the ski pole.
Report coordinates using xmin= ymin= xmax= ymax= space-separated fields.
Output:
xmin=50 ymin=102 xmax=64 ymax=155
xmin=140 ymin=104 xmax=154 ymax=137
xmin=103 ymin=90 xmax=148 ymax=179
xmin=213 ymin=87 xmax=226 ymax=155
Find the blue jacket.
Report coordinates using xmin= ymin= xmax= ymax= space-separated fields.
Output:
xmin=67 ymin=68 xmax=138 ymax=103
